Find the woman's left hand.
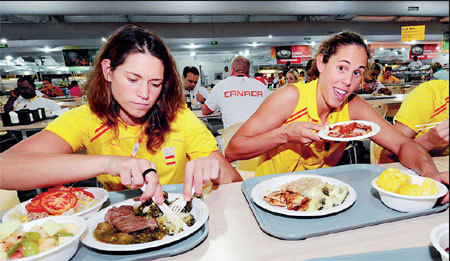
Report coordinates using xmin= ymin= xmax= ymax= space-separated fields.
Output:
xmin=426 ymin=171 xmax=449 ymax=204
xmin=183 ymin=156 xmax=220 ymax=201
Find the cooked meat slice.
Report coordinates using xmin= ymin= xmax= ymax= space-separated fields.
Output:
xmin=263 ymin=190 xmax=287 ymax=207
xmin=105 ymin=205 xmax=158 ymax=233
xmin=285 ymin=191 xmax=309 ymax=211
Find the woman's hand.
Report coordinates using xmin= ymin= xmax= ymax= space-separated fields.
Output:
xmin=284 ymin=121 xmax=325 ymax=146
xmin=183 ymin=156 xmax=220 ymax=201
xmin=425 ymin=170 xmax=449 ymax=204
xmin=104 ymin=156 xmax=164 ymax=204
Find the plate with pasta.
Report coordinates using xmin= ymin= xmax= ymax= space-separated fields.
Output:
xmin=318 ymin=120 xmax=380 ymax=141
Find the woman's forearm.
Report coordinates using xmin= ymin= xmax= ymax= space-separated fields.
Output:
xmin=225 ymin=125 xmax=288 ymax=162
xmin=0 ymin=152 xmax=109 ymax=190
xmin=397 ymin=141 xmax=439 ymax=177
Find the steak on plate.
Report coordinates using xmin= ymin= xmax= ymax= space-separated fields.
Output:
xmin=105 ymin=205 xmax=158 ymax=233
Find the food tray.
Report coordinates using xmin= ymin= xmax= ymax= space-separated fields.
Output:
xmin=72 ymin=184 xmax=208 ymax=260
xmin=305 ymin=246 xmax=441 ymax=261
xmin=241 ymin=164 xmax=448 ymax=240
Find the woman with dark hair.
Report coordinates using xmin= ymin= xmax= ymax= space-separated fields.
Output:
xmin=226 ymin=31 xmax=447 ymax=202
xmin=0 ymin=25 xmax=242 ymax=203
xmin=68 ymin=80 xmax=82 ymax=97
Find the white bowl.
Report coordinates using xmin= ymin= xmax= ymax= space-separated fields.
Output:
xmin=430 ymin=223 xmax=449 ymax=261
xmin=14 ymin=216 xmax=87 ymax=261
xmin=371 ymin=175 xmax=448 ymax=212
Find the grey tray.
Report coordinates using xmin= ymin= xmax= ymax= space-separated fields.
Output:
xmin=241 ymin=164 xmax=448 ymax=240
xmin=72 ymin=184 xmax=208 ymax=260
xmin=305 ymin=246 xmax=441 ymax=261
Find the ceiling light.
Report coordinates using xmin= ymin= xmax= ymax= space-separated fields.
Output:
xmin=0 ymin=39 xmax=7 ymax=43
xmin=239 ymin=51 xmax=243 ymax=55
xmin=101 ymin=37 xmax=107 ymax=42
xmin=245 ymin=49 xmax=249 ymax=55
xmin=43 ymin=46 xmax=52 ymax=52
xmin=411 ymin=40 xmax=416 ymax=45
xmin=402 ymin=47 xmax=406 ymax=51
xmin=311 ymin=41 xmax=316 ymax=46
xmin=190 ymin=52 xmax=196 ymax=56
xmin=6 ymin=56 xmax=12 ymax=60
xmin=268 ymin=35 xmax=272 ymax=38
xmin=380 ymin=47 xmax=384 ymax=50
xmin=436 ymin=46 xmax=440 ymax=50
xmin=188 ymin=43 xmax=197 ymax=49
xmin=252 ymin=42 xmax=257 ymax=47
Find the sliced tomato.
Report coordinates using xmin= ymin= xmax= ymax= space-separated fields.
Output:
xmin=39 ymin=191 xmax=77 ymax=215
xmin=48 ymin=185 xmax=73 ymax=192
xmin=25 ymin=200 xmax=45 ymax=213
xmin=31 ymin=191 xmax=52 ymax=202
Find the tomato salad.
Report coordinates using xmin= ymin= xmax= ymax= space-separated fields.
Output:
xmin=14 ymin=186 xmax=97 ymax=222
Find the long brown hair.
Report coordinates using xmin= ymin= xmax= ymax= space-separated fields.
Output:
xmin=307 ymin=31 xmax=371 ymax=80
xmin=84 ymin=24 xmax=184 ymax=152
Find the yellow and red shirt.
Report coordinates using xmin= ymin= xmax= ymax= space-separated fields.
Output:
xmin=45 ymin=105 xmax=218 ymax=191
xmin=255 ymin=79 xmax=350 ymax=176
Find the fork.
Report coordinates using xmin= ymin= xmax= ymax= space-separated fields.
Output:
xmin=153 ymin=197 xmax=189 ymax=231
xmin=170 ymin=187 xmax=196 ymax=216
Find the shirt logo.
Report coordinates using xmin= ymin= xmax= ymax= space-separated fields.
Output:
xmin=224 ymin=90 xmax=263 ymax=98
xmin=162 ymin=147 xmax=176 ymax=165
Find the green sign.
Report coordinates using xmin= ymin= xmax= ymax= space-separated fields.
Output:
xmin=210 ymin=41 xmax=218 ymax=45
xmin=0 ymin=44 xmax=8 ymax=48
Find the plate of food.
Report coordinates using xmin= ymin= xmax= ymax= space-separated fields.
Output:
xmin=80 ymin=192 xmax=209 ymax=251
xmin=318 ymin=120 xmax=380 ymax=141
xmin=3 ymin=186 xmax=109 ymax=223
xmin=251 ymin=174 xmax=356 ymax=217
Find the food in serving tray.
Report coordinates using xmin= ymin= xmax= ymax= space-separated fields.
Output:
xmin=376 ymin=168 xmax=438 ymax=196
xmin=0 ymin=219 xmax=78 ymax=260
xmin=263 ymin=177 xmax=349 ymax=211
xmin=328 ymin=122 xmax=372 ymax=138
xmin=9 ymin=185 xmax=98 ymax=223
xmin=93 ymin=192 xmax=195 ymax=245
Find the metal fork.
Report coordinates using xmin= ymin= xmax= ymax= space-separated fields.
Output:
xmin=170 ymin=188 xmax=196 ymax=216
xmin=154 ymin=197 xmax=189 ymax=231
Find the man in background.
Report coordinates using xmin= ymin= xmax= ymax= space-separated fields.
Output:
xmin=273 ymin=70 xmax=285 ymax=88
xmin=3 ymin=77 xmax=61 ymax=115
xmin=41 ymin=77 xmax=63 ymax=97
xmin=222 ymin=66 xmax=230 ymax=79
xmin=202 ymin=56 xmax=270 ymax=151
xmin=378 ymin=66 xmax=400 ymax=84
xmin=408 ymin=55 xmax=423 ymax=70
xmin=182 ymin=66 xmax=209 ymax=108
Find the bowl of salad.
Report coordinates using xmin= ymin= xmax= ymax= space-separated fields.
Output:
xmin=0 ymin=215 xmax=87 ymax=260
xmin=3 ymin=186 xmax=109 ymax=223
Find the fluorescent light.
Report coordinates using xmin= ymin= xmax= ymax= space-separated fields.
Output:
xmin=101 ymin=37 xmax=107 ymax=42
xmin=268 ymin=35 xmax=272 ymax=38
xmin=252 ymin=42 xmax=257 ymax=47
xmin=245 ymin=49 xmax=249 ymax=54
xmin=380 ymin=47 xmax=384 ymax=51
xmin=311 ymin=41 xmax=316 ymax=46
xmin=190 ymin=52 xmax=196 ymax=56
xmin=188 ymin=43 xmax=197 ymax=49
xmin=5 ymin=56 xmax=12 ymax=60
xmin=43 ymin=46 xmax=52 ymax=52
xmin=411 ymin=40 xmax=416 ymax=45
xmin=0 ymin=39 xmax=7 ymax=43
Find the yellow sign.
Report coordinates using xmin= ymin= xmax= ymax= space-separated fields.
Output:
xmin=401 ymin=25 xmax=425 ymax=41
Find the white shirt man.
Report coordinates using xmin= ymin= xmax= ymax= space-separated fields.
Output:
xmin=12 ymin=96 xmax=61 ymax=115
xmin=182 ymin=66 xmax=209 ymax=108
xmin=203 ymin=75 xmax=269 ymax=129
xmin=188 ymin=86 xmax=210 ymax=108
xmin=222 ymin=66 xmax=230 ymax=79
xmin=408 ymin=56 xmax=423 ymax=70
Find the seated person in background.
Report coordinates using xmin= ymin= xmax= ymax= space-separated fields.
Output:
xmin=3 ymin=77 xmax=62 ymax=115
xmin=225 ymin=31 xmax=448 ymax=203
xmin=355 ymin=62 xmax=391 ymax=95
xmin=254 ymin=72 xmax=268 ymax=86
xmin=40 ymin=77 xmax=63 ymax=97
xmin=377 ymin=66 xmax=400 ymax=85
xmin=273 ymin=70 xmax=285 ymax=88
xmin=68 ymin=80 xmax=82 ymax=97
xmin=298 ymin=71 xmax=305 ymax=82
xmin=430 ymin=62 xmax=449 ymax=81
xmin=408 ymin=55 xmax=423 ymax=70
xmin=0 ymin=25 xmax=241 ymax=203
xmin=285 ymin=69 xmax=300 ymax=84
xmin=182 ymin=66 xmax=209 ymax=107
xmin=375 ymin=79 xmax=449 ymax=163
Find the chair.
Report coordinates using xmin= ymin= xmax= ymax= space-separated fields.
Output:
xmin=373 ymin=104 xmax=388 ymax=119
xmin=370 ymin=140 xmax=384 ymax=164
xmin=221 ymin=122 xmax=258 ymax=180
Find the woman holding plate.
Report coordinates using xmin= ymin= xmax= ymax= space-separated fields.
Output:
xmin=225 ymin=31 xmax=448 ymax=203
xmin=0 ymin=25 xmax=242 ymax=203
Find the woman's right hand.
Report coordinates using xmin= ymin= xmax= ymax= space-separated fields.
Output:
xmin=104 ymin=156 xmax=164 ymax=204
xmin=283 ymin=121 xmax=325 ymax=146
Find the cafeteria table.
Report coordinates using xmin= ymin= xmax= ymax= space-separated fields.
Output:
xmin=0 ymin=118 xmax=54 ymax=139
xmin=69 ymin=156 xmax=448 ymax=260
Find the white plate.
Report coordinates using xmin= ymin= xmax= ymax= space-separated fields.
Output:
xmin=251 ymin=174 xmax=357 ymax=217
xmin=2 ymin=187 xmax=109 ymax=223
xmin=80 ymin=193 xmax=209 ymax=251
xmin=318 ymin=120 xmax=380 ymax=141
xmin=13 ymin=216 xmax=87 ymax=261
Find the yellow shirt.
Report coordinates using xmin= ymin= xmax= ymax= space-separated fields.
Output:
xmin=395 ymin=79 xmax=449 ymax=154
xmin=45 ymin=105 xmax=218 ymax=191
xmin=255 ymin=80 xmax=350 ymax=176
xmin=377 ymin=75 xmax=400 ymax=84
